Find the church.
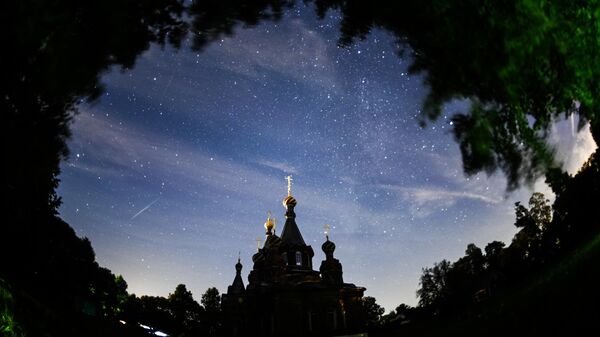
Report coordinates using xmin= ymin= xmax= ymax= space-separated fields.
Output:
xmin=221 ymin=177 xmax=368 ymax=337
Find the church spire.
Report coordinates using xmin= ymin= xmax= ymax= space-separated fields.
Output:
xmin=227 ymin=255 xmax=245 ymax=295
xmin=280 ymin=175 xmax=305 ymax=245
xmin=320 ymin=225 xmax=343 ymax=285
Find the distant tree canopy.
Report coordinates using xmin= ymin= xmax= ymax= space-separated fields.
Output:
xmin=415 ymin=192 xmax=556 ymax=313
xmin=121 ymin=284 xmax=219 ymax=337
xmin=361 ymin=296 xmax=385 ymax=326
xmin=168 ymin=284 xmax=204 ymax=325
xmin=201 ymin=287 xmax=221 ymax=313
xmin=406 ymin=147 xmax=600 ymax=333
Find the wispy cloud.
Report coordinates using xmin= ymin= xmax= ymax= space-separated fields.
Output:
xmin=68 ymin=111 xmax=278 ymax=201
xmin=257 ymin=159 xmax=298 ymax=174
xmin=206 ymin=18 xmax=339 ymax=90
xmin=386 ymin=185 xmax=501 ymax=205
xmin=66 ymin=109 xmax=399 ymax=235
xmin=377 ymin=183 xmax=501 ymax=219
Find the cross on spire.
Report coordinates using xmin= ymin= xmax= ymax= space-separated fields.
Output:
xmin=255 ymin=237 xmax=262 ymax=251
xmin=324 ymin=224 xmax=331 ymax=240
xmin=285 ymin=175 xmax=293 ymax=196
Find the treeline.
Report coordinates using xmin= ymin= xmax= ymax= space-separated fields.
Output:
xmin=1 ymin=213 xmax=136 ymax=337
xmin=0 ymin=209 xmax=225 ymax=337
xmin=120 ymin=285 xmax=222 ymax=336
xmin=373 ymin=149 xmax=600 ymax=336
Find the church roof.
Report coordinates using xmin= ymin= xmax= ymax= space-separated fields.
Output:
xmin=227 ymin=259 xmax=245 ymax=294
xmin=281 ymin=216 xmax=306 ymax=246
xmin=228 ymin=273 xmax=245 ymax=294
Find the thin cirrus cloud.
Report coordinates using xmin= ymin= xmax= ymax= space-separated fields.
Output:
xmin=256 ymin=159 xmax=299 ymax=174
xmin=65 ymin=109 xmax=401 ymax=235
xmin=389 ymin=185 xmax=501 ymax=205
xmin=68 ymin=110 xmax=282 ymax=201
xmin=205 ymin=18 xmax=339 ymax=90
xmin=378 ymin=183 xmax=501 ymax=219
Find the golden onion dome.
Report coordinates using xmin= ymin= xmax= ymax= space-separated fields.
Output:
xmin=264 ymin=211 xmax=275 ymax=232
xmin=282 ymin=195 xmax=297 ymax=208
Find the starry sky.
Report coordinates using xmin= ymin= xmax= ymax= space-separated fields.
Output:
xmin=57 ymin=6 xmax=596 ymax=312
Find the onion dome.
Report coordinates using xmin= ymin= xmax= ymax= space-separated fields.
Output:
xmin=264 ymin=211 xmax=276 ymax=234
xmin=322 ymin=239 xmax=336 ymax=255
xmin=235 ymin=257 xmax=243 ymax=272
xmin=282 ymin=195 xmax=297 ymax=208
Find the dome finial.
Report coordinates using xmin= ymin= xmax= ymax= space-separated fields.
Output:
xmin=235 ymin=252 xmax=242 ymax=272
xmin=255 ymin=237 xmax=262 ymax=252
xmin=322 ymin=224 xmax=336 ymax=257
xmin=264 ymin=210 xmax=275 ymax=234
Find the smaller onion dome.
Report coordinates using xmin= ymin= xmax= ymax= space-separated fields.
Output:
xmin=264 ymin=211 xmax=276 ymax=233
xmin=235 ymin=257 xmax=243 ymax=272
xmin=322 ymin=239 xmax=336 ymax=255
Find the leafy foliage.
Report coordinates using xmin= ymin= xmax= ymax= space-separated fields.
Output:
xmin=0 ymin=280 xmax=24 ymax=337
xmin=361 ymin=296 xmax=385 ymax=326
xmin=201 ymin=287 xmax=221 ymax=313
xmin=417 ymin=260 xmax=451 ymax=308
xmin=121 ymin=284 xmax=221 ymax=337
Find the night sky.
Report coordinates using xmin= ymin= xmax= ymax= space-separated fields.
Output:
xmin=57 ymin=7 xmax=596 ymax=311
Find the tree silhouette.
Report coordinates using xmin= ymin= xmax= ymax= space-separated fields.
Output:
xmin=200 ymin=287 xmax=221 ymax=314
xmin=512 ymin=192 xmax=552 ymax=264
xmin=200 ymin=287 xmax=221 ymax=335
xmin=361 ymin=296 xmax=385 ymax=326
xmin=167 ymin=284 xmax=204 ymax=337
xmin=417 ymin=259 xmax=451 ymax=309
xmin=91 ymin=269 xmax=129 ymax=318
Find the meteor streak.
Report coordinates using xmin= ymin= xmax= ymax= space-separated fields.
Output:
xmin=129 ymin=198 xmax=160 ymax=221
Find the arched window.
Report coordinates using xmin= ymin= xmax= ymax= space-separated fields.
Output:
xmin=295 ymin=251 xmax=302 ymax=266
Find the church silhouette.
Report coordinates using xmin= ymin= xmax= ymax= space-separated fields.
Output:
xmin=221 ymin=177 xmax=368 ymax=337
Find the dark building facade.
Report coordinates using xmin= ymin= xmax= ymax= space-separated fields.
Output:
xmin=222 ymin=179 xmax=367 ymax=337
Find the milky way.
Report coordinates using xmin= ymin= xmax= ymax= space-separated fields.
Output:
xmin=57 ymin=6 xmax=595 ymax=311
